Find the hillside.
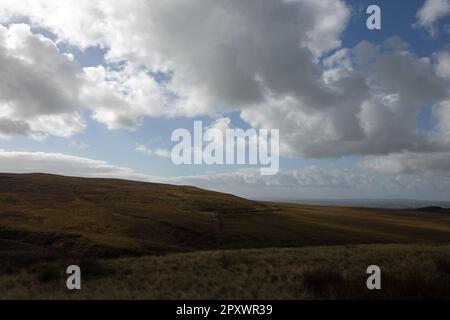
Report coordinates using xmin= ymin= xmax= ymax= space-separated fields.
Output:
xmin=1 ymin=173 xmax=450 ymax=266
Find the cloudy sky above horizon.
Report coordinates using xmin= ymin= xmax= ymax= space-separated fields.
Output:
xmin=1 ymin=0 xmax=450 ymax=200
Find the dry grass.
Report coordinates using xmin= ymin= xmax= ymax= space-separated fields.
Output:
xmin=1 ymin=173 xmax=450 ymax=300
xmin=1 ymin=243 xmax=449 ymax=300
xmin=1 ymin=173 xmax=449 ymax=262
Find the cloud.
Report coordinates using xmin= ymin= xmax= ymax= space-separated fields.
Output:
xmin=0 ymin=118 xmax=32 ymax=138
xmin=80 ymin=63 xmax=170 ymax=130
xmin=154 ymin=148 xmax=171 ymax=159
xmin=0 ymin=24 xmax=85 ymax=139
xmin=242 ymin=39 xmax=450 ymax=158
xmin=432 ymin=100 xmax=450 ymax=144
xmin=68 ymin=140 xmax=90 ymax=150
xmin=135 ymin=144 xmax=152 ymax=156
xmin=0 ymin=23 xmax=168 ymax=135
xmin=434 ymin=51 xmax=450 ymax=80
xmin=167 ymin=166 xmax=374 ymax=194
xmin=0 ymin=0 xmax=450 ymax=169
xmin=166 ymin=165 xmax=450 ymax=200
xmin=361 ymin=151 xmax=450 ymax=196
xmin=135 ymin=144 xmax=171 ymax=159
xmin=0 ymin=148 xmax=449 ymax=200
xmin=0 ymin=148 xmax=372 ymax=191
xmin=361 ymin=152 xmax=450 ymax=176
xmin=415 ymin=0 xmax=450 ymax=35
xmin=0 ymin=0 xmax=350 ymax=125
xmin=0 ymin=149 xmax=157 ymax=180
xmin=0 ymin=149 xmax=370 ymax=192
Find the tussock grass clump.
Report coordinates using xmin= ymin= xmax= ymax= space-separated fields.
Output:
xmin=434 ymin=256 xmax=450 ymax=274
xmin=78 ymin=259 xmax=116 ymax=279
xmin=37 ymin=264 xmax=62 ymax=283
xmin=302 ymin=267 xmax=346 ymax=298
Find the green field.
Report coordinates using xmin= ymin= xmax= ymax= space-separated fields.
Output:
xmin=1 ymin=173 xmax=449 ymax=299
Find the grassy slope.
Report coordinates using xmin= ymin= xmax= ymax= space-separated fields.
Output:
xmin=1 ymin=173 xmax=450 ymax=262
xmin=1 ymin=173 xmax=450 ymax=299
xmin=1 ymin=243 xmax=449 ymax=299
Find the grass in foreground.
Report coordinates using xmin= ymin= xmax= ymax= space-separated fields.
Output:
xmin=1 ymin=243 xmax=449 ymax=299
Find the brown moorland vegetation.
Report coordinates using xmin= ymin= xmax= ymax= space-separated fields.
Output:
xmin=0 ymin=173 xmax=449 ymax=299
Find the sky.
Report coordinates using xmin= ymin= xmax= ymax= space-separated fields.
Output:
xmin=1 ymin=0 xmax=450 ymax=201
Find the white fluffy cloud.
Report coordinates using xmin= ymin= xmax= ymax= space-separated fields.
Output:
xmin=0 ymin=149 xmax=154 ymax=180
xmin=0 ymin=23 xmax=170 ymax=137
xmin=0 ymin=24 xmax=85 ymax=138
xmin=135 ymin=144 xmax=152 ymax=156
xmin=80 ymin=63 xmax=169 ymax=130
xmin=361 ymin=152 xmax=450 ymax=176
xmin=0 ymin=0 xmax=450 ymax=169
xmin=0 ymin=0 xmax=351 ymax=128
xmin=166 ymin=165 xmax=450 ymax=199
xmin=169 ymin=166 xmax=374 ymax=191
xmin=135 ymin=144 xmax=171 ymax=159
xmin=242 ymin=40 xmax=450 ymax=158
xmin=415 ymin=0 xmax=450 ymax=35
xmin=434 ymin=51 xmax=450 ymax=80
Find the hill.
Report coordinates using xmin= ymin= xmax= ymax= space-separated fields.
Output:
xmin=1 ymin=173 xmax=450 ymax=299
xmin=1 ymin=172 xmax=450 ymax=267
xmin=415 ymin=206 xmax=450 ymax=214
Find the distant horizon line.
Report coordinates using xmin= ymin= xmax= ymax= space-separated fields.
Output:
xmin=252 ymin=197 xmax=450 ymax=202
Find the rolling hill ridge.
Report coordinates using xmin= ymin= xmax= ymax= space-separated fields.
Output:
xmin=1 ymin=172 xmax=450 ymax=265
